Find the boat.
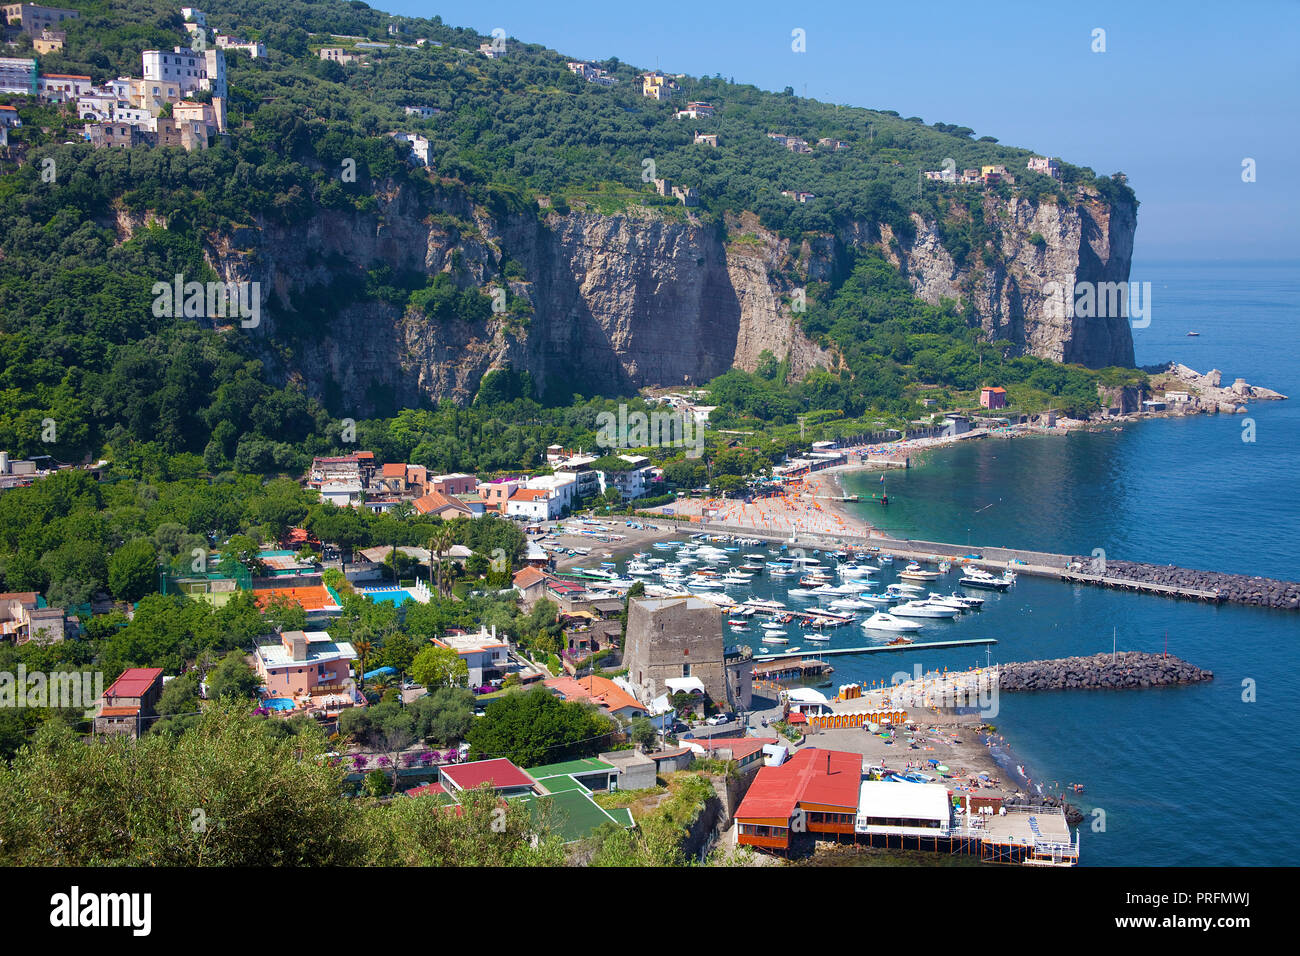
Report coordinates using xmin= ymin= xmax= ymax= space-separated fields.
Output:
xmin=764 ymin=634 xmax=789 ymax=642
xmin=880 ymin=554 xmax=895 ymax=564
xmin=1186 ymin=331 xmax=1200 ymax=336
xmin=924 ymin=593 xmax=973 ymax=612
xmin=892 ymin=600 xmax=960 ymax=619
xmin=886 ymin=636 xmax=914 ymax=645
xmin=886 ymin=582 xmax=926 ymax=595
xmin=938 ymin=560 xmax=952 ymax=574
xmin=861 ymin=612 xmax=923 ymax=633
xmin=805 ymin=634 xmax=831 ymax=643
xmin=959 ymin=568 xmax=1015 ymax=591
xmin=899 ymin=563 xmax=941 ymax=581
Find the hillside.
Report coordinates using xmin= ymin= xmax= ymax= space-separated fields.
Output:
xmin=0 ymin=0 xmax=1142 ymax=465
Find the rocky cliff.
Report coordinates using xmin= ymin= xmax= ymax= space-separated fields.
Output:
xmin=881 ymin=188 xmax=1137 ymax=368
xmin=197 ymin=180 xmax=1136 ymax=414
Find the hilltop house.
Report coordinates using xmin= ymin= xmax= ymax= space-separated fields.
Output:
xmin=641 ymin=71 xmax=680 ymax=99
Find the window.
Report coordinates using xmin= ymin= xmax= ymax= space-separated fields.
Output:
xmin=682 ymin=664 xmax=691 ymax=677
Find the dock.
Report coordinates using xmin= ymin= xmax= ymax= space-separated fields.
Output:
xmin=1058 ymin=570 xmax=1222 ymax=602
xmin=753 ymin=637 xmax=997 ymax=661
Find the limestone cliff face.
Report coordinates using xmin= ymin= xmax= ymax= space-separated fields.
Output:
xmin=881 ymin=188 xmax=1137 ymax=368
xmin=196 ymin=180 xmax=1135 ymax=414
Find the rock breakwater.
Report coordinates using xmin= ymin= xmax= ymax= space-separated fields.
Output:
xmin=998 ymin=652 xmax=1212 ymax=691
xmin=1078 ymin=559 xmax=1300 ymax=610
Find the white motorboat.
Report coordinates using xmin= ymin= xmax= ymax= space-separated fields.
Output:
xmin=828 ymin=599 xmax=871 ymax=611
xmin=943 ymin=591 xmax=985 ymax=609
xmin=764 ymin=634 xmax=789 ymax=642
xmin=838 ymin=563 xmax=877 ymax=578
xmin=892 ymin=600 xmax=960 ymax=619
xmin=861 ymin=612 xmax=923 ymax=633
xmin=805 ymin=634 xmax=831 ymax=643
xmin=926 ymin=592 xmax=977 ymax=612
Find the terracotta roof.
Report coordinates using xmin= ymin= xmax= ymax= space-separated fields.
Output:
xmin=509 ymin=488 xmax=549 ymax=501
xmin=982 ymin=386 xmax=1007 ymax=393
xmin=104 ymin=668 xmax=163 ymax=700
xmin=413 ymin=491 xmax=471 ymax=515
xmin=513 ymin=567 xmax=547 ymax=589
xmin=381 ymin=462 xmax=407 ymax=477
xmin=544 ymin=675 xmax=646 ymax=715
xmin=0 ymin=591 xmax=39 ymax=605
xmin=99 ymin=705 xmax=140 ymax=717
xmin=441 ymin=758 xmax=536 ymax=792
xmin=734 ymin=748 xmax=862 ymax=822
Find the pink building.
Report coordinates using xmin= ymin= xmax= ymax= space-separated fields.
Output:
xmin=980 ymin=386 xmax=1008 ymax=409
xmin=254 ymin=630 xmax=361 ymax=715
xmin=476 ymin=478 xmax=521 ymax=514
xmin=428 ymin=472 xmax=478 ymax=496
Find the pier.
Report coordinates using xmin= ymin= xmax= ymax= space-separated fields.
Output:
xmin=1058 ymin=570 xmax=1222 ymax=602
xmin=753 ymin=637 xmax=997 ymax=661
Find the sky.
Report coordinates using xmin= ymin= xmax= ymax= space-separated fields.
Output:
xmin=385 ymin=0 xmax=1300 ymax=262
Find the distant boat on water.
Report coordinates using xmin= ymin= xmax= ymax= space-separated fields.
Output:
xmin=1186 ymin=331 xmax=1201 ymax=336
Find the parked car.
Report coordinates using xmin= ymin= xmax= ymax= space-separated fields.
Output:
xmin=706 ymin=714 xmax=729 ymax=726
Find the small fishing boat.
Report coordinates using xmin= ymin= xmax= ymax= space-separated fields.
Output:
xmin=1186 ymin=331 xmax=1200 ymax=336
xmin=886 ymin=636 xmax=913 ymax=645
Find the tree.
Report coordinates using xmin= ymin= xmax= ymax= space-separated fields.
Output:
xmin=629 ymin=716 xmax=657 ymax=751
xmin=107 ymin=538 xmax=158 ymax=603
xmin=205 ymin=651 xmax=259 ymax=702
xmin=410 ymin=686 xmax=474 ymax=745
xmin=465 ymin=686 xmax=612 ymax=767
xmin=410 ymin=645 xmax=468 ymax=690
xmin=0 ymin=702 xmax=366 ymax=865
xmin=428 ymin=525 xmax=455 ymax=597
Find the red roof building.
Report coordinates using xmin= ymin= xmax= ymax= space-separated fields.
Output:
xmin=734 ymin=747 xmax=863 ymax=852
xmin=438 ymin=758 xmax=540 ymax=797
xmin=684 ymin=736 xmax=778 ymax=769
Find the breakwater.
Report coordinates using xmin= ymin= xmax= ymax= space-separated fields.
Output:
xmin=997 ymin=652 xmax=1212 ymax=691
xmin=1077 ymin=559 xmax=1300 ymax=610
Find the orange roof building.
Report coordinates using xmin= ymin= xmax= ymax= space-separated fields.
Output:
xmin=734 ymin=747 xmax=863 ymax=852
xmin=254 ymin=585 xmax=340 ymax=613
xmin=544 ymin=674 xmax=647 ymax=719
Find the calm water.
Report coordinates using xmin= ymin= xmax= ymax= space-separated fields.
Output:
xmin=827 ymin=260 xmax=1299 ymax=866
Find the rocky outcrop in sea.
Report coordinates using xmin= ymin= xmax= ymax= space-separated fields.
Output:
xmin=998 ymin=652 xmax=1212 ymax=691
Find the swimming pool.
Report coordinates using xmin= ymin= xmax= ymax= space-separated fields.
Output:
xmin=359 ymin=588 xmax=415 ymax=607
xmin=261 ymin=697 xmax=295 ymax=712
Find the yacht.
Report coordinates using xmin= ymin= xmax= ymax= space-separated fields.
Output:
xmin=861 ymin=612 xmax=923 ymax=633
xmin=892 ymin=600 xmax=960 ymax=619
xmin=764 ymin=634 xmax=789 ymax=642
xmin=959 ymin=568 xmax=1016 ymax=591
xmin=886 ymin=582 xmax=926 ymax=595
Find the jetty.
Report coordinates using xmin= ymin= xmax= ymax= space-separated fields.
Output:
xmin=997 ymin=652 xmax=1212 ymax=691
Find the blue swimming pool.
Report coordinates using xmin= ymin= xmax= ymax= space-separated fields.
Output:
xmin=262 ymin=697 xmax=295 ymax=712
xmin=360 ymin=588 xmax=414 ymax=607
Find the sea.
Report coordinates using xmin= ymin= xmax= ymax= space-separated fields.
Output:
xmin=826 ymin=259 xmax=1300 ymax=866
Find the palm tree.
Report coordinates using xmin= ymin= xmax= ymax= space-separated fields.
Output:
xmin=354 ymin=637 xmax=373 ymax=689
xmin=429 ymin=525 xmax=455 ymax=597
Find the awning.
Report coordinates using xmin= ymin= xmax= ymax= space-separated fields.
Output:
xmin=664 ymin=676 xmax=706 ymax=695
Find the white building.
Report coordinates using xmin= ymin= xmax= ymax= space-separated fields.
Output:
xmin=216 ymin=35 xmax=265 ymax=58
xmin=404 ymin=105 xmax=440 ymax=118
xmin=141 ymin=46 xmax=225 ymax=99
xmin=524 ymin=472 xmax=577 ymax=514
xmin=597 ymin=454 xmax=653 ymax=500
xmin=391 ymin=131 xmax=430 ymax=166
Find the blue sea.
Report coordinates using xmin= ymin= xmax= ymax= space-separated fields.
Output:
xmin=826 ymin=259 xmax=1300 ymax=866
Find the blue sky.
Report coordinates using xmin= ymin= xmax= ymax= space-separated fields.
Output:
xmin=387 ymin=0 xmax=1300 ymax=261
